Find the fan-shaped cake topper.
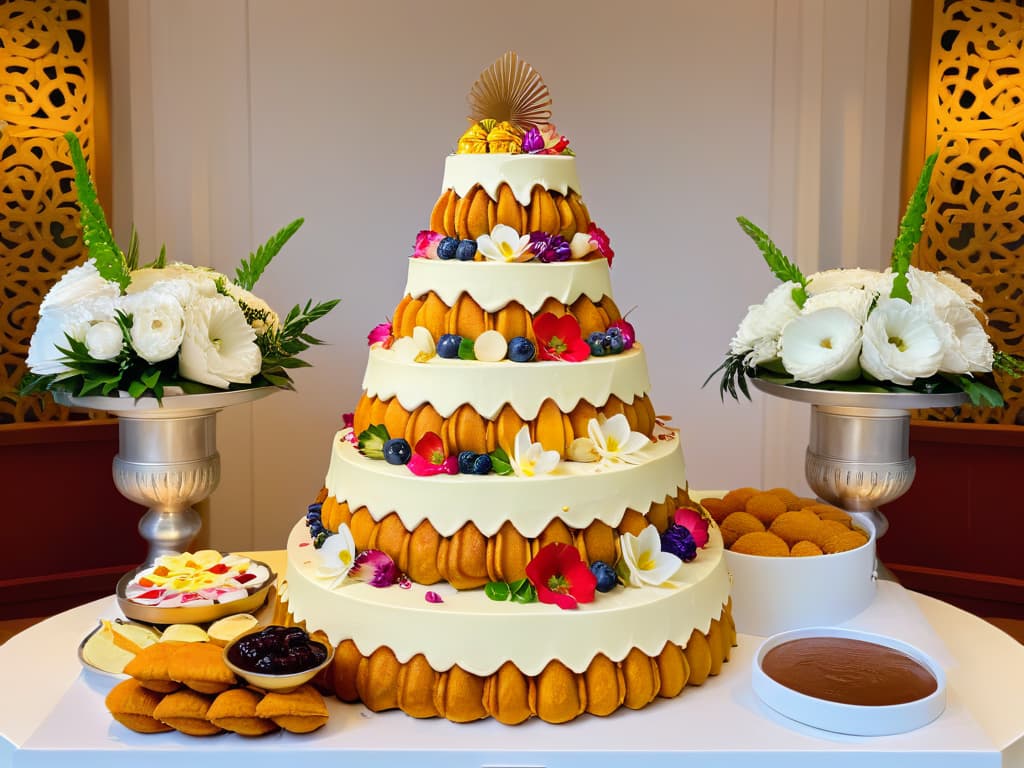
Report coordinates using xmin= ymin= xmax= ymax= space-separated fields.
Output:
xmin=467 ymin=51 xmax=552 ymax=132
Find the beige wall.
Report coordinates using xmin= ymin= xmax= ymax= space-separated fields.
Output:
xmin=109 ymin=0 xmax=911 ymax=551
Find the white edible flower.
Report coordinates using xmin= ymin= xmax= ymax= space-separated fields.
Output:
xmin=39 ymin=259 xmax=120 ymax=314
xmin=84 ymin=321 xmax=124 ymax=360
xmin=569 ymin=231 xmax=597 ymax=260
xmin=178 ymin=295 xmax=262 ymax=388
xmin=127 ymin=263 xmax=219 ymax=299
xmin=620 ymin=525 xmax=682 ymax=588
xmin=392 ymin=326 xmax=436 ymax=363
xmin=780 ymin=308 xmax=863 ymax=384
xmin=509 ymin=425 xmax=560 ymax=478
xmin=222 ymin=282 xmax=281 ymax=336
xmin=575 ymin=414 xmax=650 ymax=465
xmin=801 ymin=286 xmax=875 ymax=324
xmin=728 ymin=281 xmax=802 ymax=365
xmin=120 ymin=289 xmax=185 ymax=363
xmin=860 ymin=299 xmax=945 ymax=385
xmin=805 ymin=268 xmax=887 ymax=295
xmin=315 ymin=524 xmax=357 ymax=589
xmin=476 ymin=224 xmax=532 ymax=263
xmin=936 ymin=302 xmax=994 ymax=374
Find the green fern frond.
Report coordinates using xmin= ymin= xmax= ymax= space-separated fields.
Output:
xmin=736 ymin=216 xmax=807 ymax=308
xmin=890 ymin=151 xmax=938 ymax=302
xmin=235 ymin=218 xmax=304 ymax=291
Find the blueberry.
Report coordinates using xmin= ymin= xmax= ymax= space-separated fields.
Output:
xmin=306 ymin=502 xmax=322 ymax=516
xmin=471 ymin=454 xmax=493 ymax=475
xmin=507 ymin=336 xmax=536 ymax=363
xmin=255 ymin=655 xmax=275 ymax=673
xmin=437 ymin=237 xmax=459 ymax=260
xmin=590 ymin=561 xmax=618 ymax=593
xmin=458 ymin=450 xmax=478 ymax=475
xmin=587 ymin=331 xmax=608 ymax=357
xmin=455 ymin=239 xmax=478 ymax=261
xmin=383 ymin=437 xmax=412 ymax=465
xmin=605 ymin=331 xmax=625 ymax=355
xmin=437 ymin=334 xmax=463 ymax=359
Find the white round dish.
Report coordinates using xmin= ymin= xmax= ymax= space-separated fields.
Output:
xmin=724 ymin=513 xmax=877 ymax=637
xmin=752 ymin=626 xmax=946 ymax=736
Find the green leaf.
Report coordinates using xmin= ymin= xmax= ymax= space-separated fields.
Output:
xmin=489 ymin=446 xmax=513 ymax=476
xmin=234 ymin=218 xmax=304 ymax=291
xmin=64 ymin=132 xmax=129 ymax=291
xmin=484 ymin=582 xmax=510 ymax=601
xmin=509 ymin=578 xmax=537 ymax=604
xmin=946 ymin=374 xmax=1004 ymax=407
xmin=125 ymin=226 xmax=140 ymax=271
xmin=890 ymin=152 xmax=938 ymax=302
xmin=994 ymin=351 xmax=1024 ymax=378
xmin=357 ymin=424 xmax=390 ymax=459
xmin=736 ymin=216 xmax=807 ymax=307
xmin=457 ymin=337 xmax=476 ymax=360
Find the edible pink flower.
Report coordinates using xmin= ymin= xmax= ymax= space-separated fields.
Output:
xmin=349 ymin=550 xmax=402 ymax=588
xmin=674 ymin=507 xmax=710 ymax=550
xmin=367 ymin=321 xmax=393 ymax=348
xmin=587 ymin=223 xmax=614 ymax=266
xmin=407 ymin=431 xmax=459 ymax=476
xmin=341 ymin=412 xmax=357 ymax=443
xmin=412 ymin=230 xmax=443 ymax=259
xmin=425 ymin=591 xmax=443 ymax=604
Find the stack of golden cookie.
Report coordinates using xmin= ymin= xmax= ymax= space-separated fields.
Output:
xmin=702 ymin=487 xmax=869 ymax=557
xmin=105 ymin=640 xmax=330 ymax=737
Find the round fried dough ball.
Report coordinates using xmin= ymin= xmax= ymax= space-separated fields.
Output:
xmin=790 ymin=540 xmax=824 ymax=557
xmin=745 ymin=493 xmax=788 ymax=525
xmin=821 ymin=529 xmax=869 ymax=554
xmin=700 ymin=497 xmax=731 ymax=525
xmin=721 ymin=487 xmax=761 ymax=513
xmin=810 ymin=506 xmax=853 ymax=527
xmin=720 ymin=511 xmax=765 ymax=548
xmin=769 ymin=511 xmax=823 ymax=547
xmin=808 ymin=519 xmax=851 ymax=549
xmin=731 ymin=531 xmax=790 ymax=557
xmin=766 ymin=487 xmax=803 ymax=511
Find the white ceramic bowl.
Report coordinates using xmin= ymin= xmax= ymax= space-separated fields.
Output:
xmin=752 ymin=626 xmax=946 ymax=735
xmin=724 ymin=513 xmax=877 ymax=637
xmin=223 ymin=629 xmax=334 ymax=693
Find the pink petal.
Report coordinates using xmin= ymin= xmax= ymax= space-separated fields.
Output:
xmin=675 ymin=508 xmax=710 ymax=549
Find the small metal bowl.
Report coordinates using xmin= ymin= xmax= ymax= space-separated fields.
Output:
xmin=77 ymin=618 xmax=163 ymax=678
xmin=222 ymin=629 xmax=334 ymax=693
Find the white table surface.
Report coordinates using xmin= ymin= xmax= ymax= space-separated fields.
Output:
xmin=2 ymin=580 xmax=1023 ymax=768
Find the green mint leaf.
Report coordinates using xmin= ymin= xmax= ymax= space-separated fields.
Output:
xmin=458 ymin=337 xmax=476 ymax=360
xmin=890 ymin=152 xmax=938 ymax=302
xmin=489 ymin=446 xmax=513 ymax=475
xmin=736 ymin=216 xmax=807 ymax=308
xmin=64 ymin=132 xmax=129 ymax=291
xmin=484 ymin=582 xmax=510 ymax=601
xmin=234 ymin=218 xmax=304 ymax=291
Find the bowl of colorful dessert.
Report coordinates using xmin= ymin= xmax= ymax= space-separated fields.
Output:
xmin=699 ymin=487 xmax=877 ymax=637
xmin=223 ymin=625 xmax=333 ymax=693
xmin=117 ymin=550 xmax=274 ymax=625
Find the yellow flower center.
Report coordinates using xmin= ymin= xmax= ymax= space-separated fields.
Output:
xmin=820 ymin=338 xmax=833 ymax=349
xmin=888 ymin=335 xmax=907 ymax=352
xmin=337 ymin=551 xmax=352 ymax=567
xmin=605 ymin=435 xmax=620 ymax=452
xmin=638 ymin=551 xmax=657 ymax=571
xmin=500 ymin=241 xmax=515 ymax=261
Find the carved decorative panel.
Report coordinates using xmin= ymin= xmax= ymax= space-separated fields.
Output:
xmin=916 ymin=0 xmax=1024 ymax=425
xmin=0 ymin=0 xmax=105 ymax=423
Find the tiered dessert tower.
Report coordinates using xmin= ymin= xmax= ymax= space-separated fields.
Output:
xmin=281 ymin=53 xmax=734 ymax=724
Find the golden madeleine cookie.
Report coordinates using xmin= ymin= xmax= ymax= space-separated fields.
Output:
xmin=153 ymin=688 xmax=221 ymax=736
xmin=124 ymin=641 xmax=184 ymax=693
xmin=745 ymin=492 xmax=788 ymax=525
xmin=721 ymin=487 xmax=760 ymax=513
xmin=167 ymin=641 xmax=237 ymax=694
xmin=700 ymin=497 xmax=731 ymax=525
xmin=255 ymin=684 xmax=329 ymax=733
xmin=769 ymin=510 xmax=822 ymax=547
xmin=810 ymin=506 xmax=853 ymax=527
xmin=808 ymin=519 xmax=853 ymax=549
xmin=719 ymin=511 xmax=765 ymax=548
xmin=821 ymin=529 xmax=869 ymax=554
xmin=790 ymin=540 xmax=824 ymax=557
xmin=208 ymin=688 xmax=278 ymax=736
xmin=765 ymin=487 xmax=803 ymax=511
xmin=731 ymin=531 xmax=790 ymax=557
xmin=105 ymin=677 xmax=173 ymax=733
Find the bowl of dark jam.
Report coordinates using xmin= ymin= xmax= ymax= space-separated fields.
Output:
xmin=223 ymin=625 xmax=333 ymax=693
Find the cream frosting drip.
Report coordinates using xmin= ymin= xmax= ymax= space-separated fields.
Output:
xmin=285 ymin=520 xmax=730 ymax=676
xmin=441 ymin=154 xmax=582 ymax=206
xmin=325 ymin=426 xmax=686 ymax=538
xmin=363 ymin=344 xmax=651 ymax=421
xmin=404 ymin=259 xmax=612 ymax=314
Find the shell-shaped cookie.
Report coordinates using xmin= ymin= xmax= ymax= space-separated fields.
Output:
xmin=529 ymin=188 xmax=561 ymax=235
xmin=446 ymin=294 xmax=487 ymax=340
xmin=484 ymin=662 xmax=533 ymax=725
xmin=397 ymin=654 xmax=440 ymax=719
xmin=413 ymin=293 xmax=449 ymax=340
xmin=535 ymin=660 xmax=586 ymax=724
xmin=404 ymin=404 xmax=444 ymax=449
xmin=444 ymin=403 xmax=488 ymax=455
xmin=349 ymin=507 xmax=376 ymax=552
xmin=332 ymin=640 xmax=361 ymax=702
xmin=435 ymin=666 xmax=488 ymax=723
xmin=358 ymin=647 xmax=401 ymax=712
xmin=621 ymin=647 xmax=660 ymax=710
xmin=488 ymin=521 xmax=531 ymax=583
xmin=683 ymin=629 xmax=713 ymax=686
xmin=583 ymin=653 xmax=625 ymax=716
xmin=406 ymin=520 xmax=442 ymax=585
xmin=533 ymin=398 xmax=573 ymax=455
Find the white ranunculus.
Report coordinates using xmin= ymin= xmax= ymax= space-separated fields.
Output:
xmin=906 ymin=267 xmax=970 ymax=313
xmin=802 ymin=286 xmax=875 ymax=324
xmin=934 ymin=270 xmax=983 ymax=306
xmin=178 ymin=295 xmax=261 ymax=388
xmin=39 ymin=259 xmax=119 ymax=314
xmin=141 ymin=277 xmax=207 ymax=309
xmin=806 ymin=268 xmax=886 ymax=295
xmin=936 ymin=302 xmax=994 ymax=373
xmin=729 ymin=281 xmax=801 ymax=364
xmin=860 ymin=299 xmax=945 ymax=385
xmin=127 ymin=263 xmax=220 ymax=299
xmin=85 ymin=321 xmax=124 ymax=360
xmin=26 ymin=295 xmax=118 ymax=374
xmin=121 ymin=289 xmax=185 ymax=363
xmin=221 ymin=282 xmax=280 ymax=336
xmin=780 ymin=308 xmax=862 ymax=384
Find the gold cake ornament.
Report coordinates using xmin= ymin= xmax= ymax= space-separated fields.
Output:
xmin=467 ymin=51 xmax=552 ymax=132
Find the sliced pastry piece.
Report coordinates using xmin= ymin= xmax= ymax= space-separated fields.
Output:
xmin=105 ymin=677 xmax=173 ymax=733
xmin=255 ymin=684 xmax=329 ymax=733
xmin=153 ymin=688 xmax=222 ymax=736
xmin=123 ymin=641 xmax=184 ymax=693
xmin=167 ymin=641 xmax=237 ymax=694
xmin=207 ymin=687 xmax=279 ymax=736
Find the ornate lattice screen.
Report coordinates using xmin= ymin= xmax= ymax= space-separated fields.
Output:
xmin=911 ymin=0 xmax=1024 ymax=425
xmin=0 ymin=0 xmax=108 ymax=424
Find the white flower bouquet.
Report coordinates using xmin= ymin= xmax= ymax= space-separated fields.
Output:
xmin=711 ymin=153 xmax=1023 ymax=406
xmin=20 ymin=133 xmax=338 ymax=401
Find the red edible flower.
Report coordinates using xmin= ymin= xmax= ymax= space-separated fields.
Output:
xmin=524 ymin=542 xmax=596 ymax=610
xmin=533 ymin=312 xmax=591 ymax=362
xmin=407 ymin=431 xmax=459 ymax=476
xmin=206 ymin=563 xmax=229 ymax=575
xmin=587 ymin=223 xmax=614 ymax=267
xmin=674 ymin=507 xmax=710 ymax=550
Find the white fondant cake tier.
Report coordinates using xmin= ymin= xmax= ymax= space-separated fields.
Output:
xmin=285 ymin=519 xmax=730 ymax=676
xmin=404 ymin=258 xmax=612 ymax=314
xmin=324 ymin=426 xmax=686 ymax=538
xmin=441 ymin=154 xmax=581 ymax=205
xmin=363 ymin=344 xmax=651 ymax=421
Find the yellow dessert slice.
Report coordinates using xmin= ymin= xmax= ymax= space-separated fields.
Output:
xmin=160 ymin=624 xmax=210 ymax=644
xmin=82 ymin=620 xmax=162 ymax=674
xmin=207 ymin=613 xmax=259 ymax=647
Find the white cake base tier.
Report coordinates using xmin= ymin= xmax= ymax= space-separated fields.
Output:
xmin=325 ymin=425 xmax=686 ymax=538
xmin=284 ymin=520 xmax=731 ymax=678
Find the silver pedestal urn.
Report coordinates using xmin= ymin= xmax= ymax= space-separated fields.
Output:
xmin=752 ymin=380 xmax=967 ymax=536
xmin=56 ymin=388 xmax=273 ymax=566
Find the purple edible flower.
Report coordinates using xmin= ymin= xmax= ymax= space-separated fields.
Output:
xmin=349 ymin=549 xmax=402 ymax=587
xmin=522 ymin=127 xmax=544 ymax=154
xmin=425 ymin=590 xmax=443 ymax=604
xmin=661 ymin=522 xmax=698 ymax=563
xmin=529 ymin=231 xmax=571 ymax=263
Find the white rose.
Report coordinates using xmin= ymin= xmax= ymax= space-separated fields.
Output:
xmin=85 ymin=321 xmax=124 ymax=360
xmin=806 ymin=268 xmax=886 ymax=295
xmin=127 ymin=263 xmax=220 ymax=299
xmin=780 ymin=308 xmax=862 ymax=384
xmin=936 ymin=302 xmax=994 ymax=374
xmin=178 ymin=295 xmax=262 ymax=388
xmin=729 ymin=281 xmax=801 ymax=364
xmin=860 ymin=299 xmax=945 ymax=385
xmin=39 ymin=260 xmax=120 ymax=314
xmin=26 ymin=296 xmax=118 ymax=374
xmin=802 ymin=286 xmax=875 ymax=323
xmin=121 ymin=290 xmax=185 ymax=363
